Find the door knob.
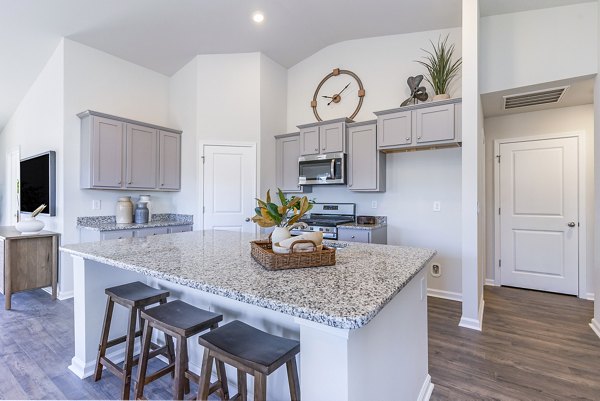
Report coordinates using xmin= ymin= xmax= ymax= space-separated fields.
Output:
xmin=245 ymin=217 xmax=251 ymax=222
xmin=567 ymin=222 xmax=576 ymax=227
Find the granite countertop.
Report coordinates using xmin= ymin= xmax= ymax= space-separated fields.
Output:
xmin=77 ymin=214 xmax=193 ymax=231
xmin=339 ymin=216 xmax=387 ymax=231
xmin=61 ymin=230 xmax=434 ymax=330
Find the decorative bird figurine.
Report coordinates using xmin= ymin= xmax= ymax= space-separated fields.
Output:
xmin=401 ymin=75 xmax=429 ymax=107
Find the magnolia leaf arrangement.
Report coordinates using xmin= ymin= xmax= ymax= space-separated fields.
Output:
xmin=252 ymin=189 xmax=313 ymax=228
xmin=415 ymin=35 xmax=462 ymax=96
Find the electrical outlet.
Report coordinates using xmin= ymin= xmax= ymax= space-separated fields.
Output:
xmin=371 ymin=201 xmax=377 ymax=209
xmin=433 ymin=201 xmax=441 ymax=212
xmin=92 ymin=200 xmax=101 ymax=210
xmin=431 ymin=263 xmax=441 ymax=277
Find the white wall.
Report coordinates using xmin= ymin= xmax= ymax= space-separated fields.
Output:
xmin=287 ymin=28 xmax=462 ymax=131
xmin=60 ymin=39 xmax=172 ymax=296
xmin=169 ymin=57 xmax=199 ymax=222
xmin=593 ymin=0 xmax=600 ymax=334
xmin=484 ymin=105 xmax=595 ymax=297
xmin=480 ymin=2 xmax=598 ymax=94
xmin=259 ymin=54 xmax=288 ymax=196
xmin=459 ymin=0 xmax=484 ymax=330
xmin=0 ymin=40 xmax=64 ymax=232
xmin=286 ymin=28 xmax=463 ymax=296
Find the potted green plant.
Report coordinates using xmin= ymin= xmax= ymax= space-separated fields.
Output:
xmin=251 ymin=189 xmax=313 ymax=244
xmin=416 ymin=35 xmax=462 ymax=101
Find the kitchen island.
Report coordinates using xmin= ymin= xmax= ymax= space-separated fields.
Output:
xmin=61 ymin=230 xmax=435 ymax=401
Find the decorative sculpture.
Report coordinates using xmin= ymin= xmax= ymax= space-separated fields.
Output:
xmin=401 ymin=75 xmax=428 ymax=107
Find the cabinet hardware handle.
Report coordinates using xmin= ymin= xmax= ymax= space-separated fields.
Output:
xmin=349 ymin=184 xmax=353 ymax=187
xmin=405 ymin=137 xmax=410 ymax=141
xmin=567 ymin=222 xmax=576 ymax=227
xmin=314 ymin=148 xmax=318 ymax=152
xmin=417 ymin=136 xmax=421 ymax=139
xmin=118 ymin=181 xmax=122 ymax=184
xmin=322 ymin=147 xmax=326 ymax=150
xmin=351 ymin=235 xmax=355 ymax=239
xmin=128 ymin=181 xmax=132 ymax=184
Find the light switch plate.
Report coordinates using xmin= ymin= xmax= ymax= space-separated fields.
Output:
xmin=371 ymin=201 xmax=377 ymax=209
xmin=433 ymin=201 xmax=441 ymax=212
xmin=92 ymin=200 xmax=101 ymax=210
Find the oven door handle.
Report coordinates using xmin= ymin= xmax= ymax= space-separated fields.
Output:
xmin=330 ymin=159 xmax=335 ymax=180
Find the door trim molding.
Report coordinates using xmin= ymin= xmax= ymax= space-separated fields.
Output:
xmin=493 ymin=131 xmax=588 ymax=298
xmin=198 ymin=141 xmax=258 ymax=232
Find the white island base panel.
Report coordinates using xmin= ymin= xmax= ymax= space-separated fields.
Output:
xmin=68 ymin=256 xmax=432 ymax=401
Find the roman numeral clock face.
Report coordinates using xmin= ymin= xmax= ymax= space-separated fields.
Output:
xmin=311 ymin=68 xmax=365 ymax=121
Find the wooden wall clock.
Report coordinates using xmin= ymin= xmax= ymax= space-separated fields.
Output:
xmin=311 ymin=68 xmax=365 ymax=122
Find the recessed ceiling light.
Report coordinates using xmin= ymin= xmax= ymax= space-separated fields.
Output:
xmin=252 ymin=11 xmax=264 ymax=23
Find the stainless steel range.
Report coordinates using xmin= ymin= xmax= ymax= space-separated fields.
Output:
xmin=290 ymin=203 xmax=355 ymax=240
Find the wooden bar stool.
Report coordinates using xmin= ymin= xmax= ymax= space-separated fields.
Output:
xmin=94 ymin=281 xmax=173 ymax=400
xmin=135 ymin=300 xmax=229 ymax=400
xmin=197 ymin=320 xmax=300 ymax=401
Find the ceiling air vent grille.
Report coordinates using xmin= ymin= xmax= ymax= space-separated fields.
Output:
xmin=503 ymin=86 xmax=569 ymax=110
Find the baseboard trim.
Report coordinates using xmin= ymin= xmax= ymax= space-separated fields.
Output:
xmin=458 ymin=299 xmax=485 ymax=331
xmin=417 ymin=374 xmax=434 ymax=401
xmin=590 ymin=318 xmax=600 ymax=340
xmin=484 ymin=279 xmax=497 ymax=286
xmin=585 ymin=292 xmax=595 ymax=301
xmin=427 ymin=288 xmax=462 ymax=302
xmin=41 ymin=286 xmax=74 ymax=300
xmin=68 ymin=343 xmax=141 ymax=379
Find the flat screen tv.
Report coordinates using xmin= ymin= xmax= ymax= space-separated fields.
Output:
xmin=20 ymin=151 xmax=56 ymax=216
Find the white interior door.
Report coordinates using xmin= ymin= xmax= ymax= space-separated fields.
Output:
xmin=202 ymin=144 xmax=256 ymax=233
xmin=499 ymin=137 xmax=579 ymax=295
xmin=5 ymin=147 xmax=20 ymax=225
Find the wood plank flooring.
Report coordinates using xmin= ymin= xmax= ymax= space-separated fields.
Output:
xmin=1 ymin=286 xmax=599 ymax=400
xmin=429 ymin=286 xmax=600 ymax=400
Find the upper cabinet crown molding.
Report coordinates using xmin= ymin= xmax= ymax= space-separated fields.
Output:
xmin=79 ymin=111 xmax=181 ymax=191
xmin=77 ymin=110 xmax=182 ymax=135
xmin=373 ymin=97 xmax=462 ymax=117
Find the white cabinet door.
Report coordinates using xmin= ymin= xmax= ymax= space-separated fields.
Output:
xmin=299 ymin=127 xmax=320 ymax=156
xmin=377 ymin=111 xmax=412 ymax=149
xmin=125 ymin=124 xmax=158 ymax=189
xmin=415 ymin=104 xmax=455 ymax=144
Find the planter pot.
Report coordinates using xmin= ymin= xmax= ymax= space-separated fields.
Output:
xmin=271 ymin=227 xmax=292 ymax=245
xmin=15 ymin=218 xmax=45 ymax=234
xmin=433 ymin=93 xmax=451 ymax=101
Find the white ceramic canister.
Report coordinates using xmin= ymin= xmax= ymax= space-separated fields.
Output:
xmin=116 ymin=196 xmax=134 ymax=224
xmin=138 ymin=194 xmax=152 ymax=221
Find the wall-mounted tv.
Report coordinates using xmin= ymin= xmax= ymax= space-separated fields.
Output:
xmin=20 ymin=151 xmax=56 ymax=216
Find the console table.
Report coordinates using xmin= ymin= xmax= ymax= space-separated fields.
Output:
xmin=0 ymin=227 xmax=60 ymax=310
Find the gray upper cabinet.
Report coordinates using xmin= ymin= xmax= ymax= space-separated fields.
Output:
xmin=377 ymin=110 xmax=412 ymax=148
xmin=299 ymin=126 xmax=320 ymax=156
xmin=375 ymin=98 xmax=462 ymax=151
xmin=319 ymin=122 xmax=345 ymax=153
xmin=89 ymin=116 xmax=124 ymax=188
xmin=298 ymin=118 xmax=351 ymax=156
xmin=159 ymin=131 xmax=181 ymax=190
xmin=126 ymin=124 xmax=158 ymax=189
xmin=415 ymin=104 xmax=455 ymax=144
xmin=347 ymin=122 xmax=385 ymax=192
xmin=79 ymin=110 xmax=182 ymax=191
xmin=276 ymin=133 xmax=303 ymax=192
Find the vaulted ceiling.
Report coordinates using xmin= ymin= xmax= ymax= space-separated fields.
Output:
xmin=0 ymin=0 xmax=594 ymax=132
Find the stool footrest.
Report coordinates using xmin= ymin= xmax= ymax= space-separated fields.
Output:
xmin=99 ymin=356 xmax=125 ymax=380
xmin=105 ymin=329 xmax=142 ymax=349
xmin=142 ymin=363 xmax=175 ymax=384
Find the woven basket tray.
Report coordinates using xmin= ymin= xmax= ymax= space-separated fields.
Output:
xmin=250 ymin=239 xmax=336 ymax=270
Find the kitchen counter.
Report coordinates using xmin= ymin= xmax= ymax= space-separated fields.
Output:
xmin=61 ymin=230 xmax=433 ymax=329
xmin=61 ymin=230 xmax=436 ymax=400
xmin=77 ymin=213 xmax=192 ymax=231
xmin=338 ymin=216 xmax=387 ymax=231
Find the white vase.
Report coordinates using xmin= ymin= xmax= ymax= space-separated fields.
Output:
xmin=271 ymin=227 xmax=292 ymax=244
xmin=116 ymin=197 xmax=134 ymax=224
xmin=15 ymin=218 xmax=45 ymax=234
xmin=433 ymin=93 xmax=451 ymax=101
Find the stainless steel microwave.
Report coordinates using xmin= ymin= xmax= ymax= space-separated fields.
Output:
xmin=298 ymin=152 xmax=346 ymax=185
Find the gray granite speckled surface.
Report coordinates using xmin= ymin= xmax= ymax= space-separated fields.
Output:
xmin=77 ymin=214 xmax=193 ymax=231
xmin=61 ymin=230 xmax=435 ymax=329
xmin=339 ymin=216 xmax=387 ymax=231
